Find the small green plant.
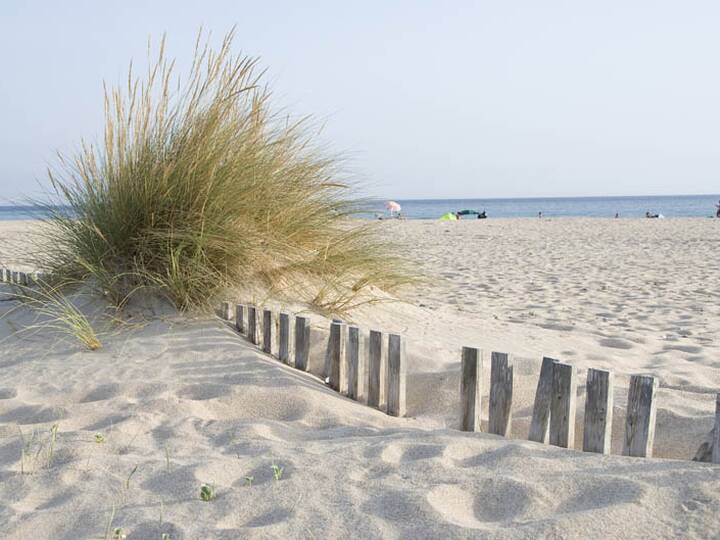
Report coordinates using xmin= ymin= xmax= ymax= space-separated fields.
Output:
xmin=161 ymin=534 xmax=170 ymax=540
xmin=271 ymin=464 xmax=284 ymax=482
xmin=95 ymin=433 xmax=105 ymax=444
xmin=113 ymin=527 xmax=126 ymax=540
xmin=199 ymin=483 xmax=216 ymax=502
xmin=244 ymin=476 xmax=254 ymax=487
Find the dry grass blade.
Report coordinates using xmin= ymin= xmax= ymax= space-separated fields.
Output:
xmin=2 ymin=279 xmax=102 ymax=351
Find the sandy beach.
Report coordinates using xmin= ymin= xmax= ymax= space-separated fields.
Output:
xmin=1 ymin=217 xmax=720 ymax=538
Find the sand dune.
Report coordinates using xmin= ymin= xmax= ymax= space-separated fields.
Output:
xmin=1 ymin=218 xmax=720 ymax=538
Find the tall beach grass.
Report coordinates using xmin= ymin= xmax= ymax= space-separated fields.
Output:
xmin=32 ymin=31 xmax=413 ymax=313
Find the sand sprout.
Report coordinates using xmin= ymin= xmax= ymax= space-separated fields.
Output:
xmin=31 ymin=29 xmax=413 ymax=314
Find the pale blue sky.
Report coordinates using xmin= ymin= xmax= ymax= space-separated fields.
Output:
xmin=1 ymin=1 xmax=719 ymax=201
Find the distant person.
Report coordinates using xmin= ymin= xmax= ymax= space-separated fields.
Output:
xmin=614 ymin=212 xmax=619 ymax=218
xmin=538 ymin=211 xmax=543 ymax=218
xmin=646 ymin=211 xmax=659 ymax=219
xmin=477 ymin=210 xmax=487 ymax=219
xmin=715 ymin=200 xmax=720 ymax=218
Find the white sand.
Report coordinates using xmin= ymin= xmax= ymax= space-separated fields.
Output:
xmin=1 ymin=218 xmax=720 ymax=538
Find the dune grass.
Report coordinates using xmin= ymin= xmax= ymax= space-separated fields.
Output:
xmin=2 ymin=278 xmax=102 ymax=351
xmin=31 ymin=30 xmax=414 ymax=314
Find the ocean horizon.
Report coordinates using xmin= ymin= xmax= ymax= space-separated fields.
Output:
xmin=1 ymin=194 xmax=719 ymax=221
xmin=371 ymin=194 xmax=720 ymax=219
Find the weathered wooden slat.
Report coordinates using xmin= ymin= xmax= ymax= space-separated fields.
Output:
xmin=294 ymin=316 xmax=310 ymax=371
xmin=367 ymin=330 xmax=384 ymax=409
xmin=713 ymin=394 xmax=720 ymax=464
xmin=549 ymin=362 xmax=577 ymax=448
xmin=346 ymin=326 xmax=361 ymax=400
xmin=488 ymin=352 xmax=513 ymax=436
xmin=247 ymin=305 xmax=259 ymax=345
xmin=328 ymin=322 xmax=346 ymax=392
xmin=235 ymin=304 xmax=245 ymax=334
xmin=11 ymin=271 xmax=19 ymax=284
xmin=221 ymin=301 xmax=232 ymax=321
xmin=528 ymin=356 xmax=557 ymax=443
xmin=262 ymin=309 xmax=273 ymax=354
xmin=278 ymin=313 xmax=290 ymax=364
xmin=460 ymin=346 xmax=482 ymax=432
xmin=386 ymin=334 xmax=406 ymax=417
xmin=583 ymin=368 xmax=614 ymax=454
xmin=622 ymin=375 xmax=659 ymax=457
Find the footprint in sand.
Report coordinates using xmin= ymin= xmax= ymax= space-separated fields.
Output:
xmin=176 ymin=383 xmax=231 ymax=401
xmin=379 ymin=442 xmax=445 ymax=465
xmin=598 ymin=337 xmax=634 ymax=350
xmin=427 ymin=478 xmax=544 ymax=527
xmin=663 ymin=344 xmax=703 ymax=354
xmin=0 ymin=404 xmax=67 ymax=425
xmin=556 ymin=477 xmax=645 ymax=513
xmin=0 ymin=388 xmax=17 ymax=399
xmin=79 ymin=383 xmax=120 ymax=403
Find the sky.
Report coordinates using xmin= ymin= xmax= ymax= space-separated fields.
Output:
xmin=1 ymin=1 xmax=719 ymax=201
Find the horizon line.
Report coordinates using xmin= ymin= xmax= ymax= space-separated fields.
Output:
xmin=378 ymin=193 xmax=720 ymax=202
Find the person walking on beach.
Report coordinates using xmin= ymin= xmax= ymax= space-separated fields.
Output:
xmin=715 ymin=200 xmax=720 ymax=218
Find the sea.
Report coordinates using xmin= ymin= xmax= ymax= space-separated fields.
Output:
xmin=369 ymin=194 xmax=720 ymax=219
xmin=1 ymin=194 xmax=719 ymax=221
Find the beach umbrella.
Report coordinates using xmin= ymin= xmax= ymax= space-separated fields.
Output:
xmin=385 ymin=201 xmax=401 ymax=213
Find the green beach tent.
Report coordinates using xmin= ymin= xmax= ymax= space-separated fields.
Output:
xmin=439 ymin=212 xmax=458 ymax=221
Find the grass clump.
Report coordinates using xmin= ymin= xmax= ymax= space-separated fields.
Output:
xmin=199 ymin=483 xmax=216 ymax=502
xmin=33 ymin=29 xmax=413 ymax=314
xmin=3 ymin=279 xmax=102 ymax=351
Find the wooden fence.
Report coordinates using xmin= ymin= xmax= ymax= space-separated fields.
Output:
xmin=221 ymin=300 xmax=720 ymax=463
xmin=0 ymin=269 xmax=46 ymax=286
xmin=221 ymin=301 xmax=407 ymax=418
xmin=1 ymin=269 xmax=715 ymax=464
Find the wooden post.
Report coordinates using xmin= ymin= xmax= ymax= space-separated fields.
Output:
xmin=221 ymin=301 xmax=232 ymax=320
xmin=278 ymin=313 xmax=290 ymax=364
xmin=488 ymin=352 xmax=513 ymax=436
xmin=328 ymin=322 xmax=346 ymax=392
xmin=460 ymin=347 xmax=482 ymax=432
xmin=247 ymin=305 xmax=259 ymax=345
xmin=235 ymin=304 xmax=245 ymax=334
xmin=549 ymin=362 xmax=577 ymax=448
xmin=528 ymin=357 xmax=557 ymax=443
xmin=11 ymin=271 xmax=18 ymax=284
xmin=713 ymin=394 xmax=720 ymax=464
xmin=367 ymin=330 xmax=384 ymax=409
xmin=262 ymin=309 xmax=273 ymax=354
xmin=386 ymin=334 xmax=406 ymax=417
xmin=346 ymin=326 xmax=361 ymax=400
xmin=622 ymin=375 xmax=658 ymax=457
xmin=583 ymin=368 xmax=614 ymax=454
xmin=294 ymin=316 xmax=310 ymax=371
